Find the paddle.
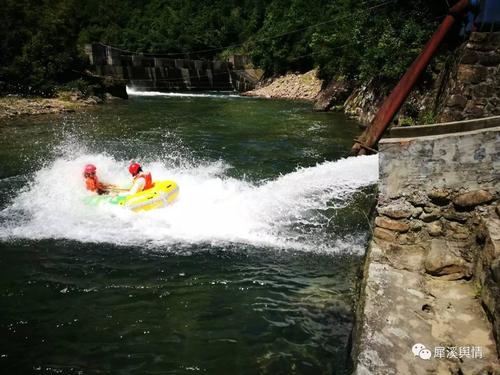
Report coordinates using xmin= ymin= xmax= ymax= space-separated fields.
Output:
xmin=106 ymin=185 xmax=129 ymax=192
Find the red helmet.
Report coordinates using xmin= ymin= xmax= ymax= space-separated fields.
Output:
xmin=84 ymin=164 xmax=96 ymax=174
xmin=128 ymin=162 xmax=141 ymax=176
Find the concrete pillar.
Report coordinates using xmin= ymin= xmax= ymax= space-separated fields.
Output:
xmin=132 ymin=55 xmax=143 ymax=67
xmin=85 ymin=43 xmax=107 ymax=65
xmin=181 ymin=68 xmax=191 ymax=89
xmin=206 ymin=69 xmax=213 ymax=88
xmin=154 ymin=58 xmax=163 ymax=68
xmin=175 ymin=59 xmax=185 ymax=69
xmin=106 ymin=46 xmax=122 ymax=66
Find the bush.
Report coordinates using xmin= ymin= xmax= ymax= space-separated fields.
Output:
xmin=1 ymin=0 xmax=463 ymax=94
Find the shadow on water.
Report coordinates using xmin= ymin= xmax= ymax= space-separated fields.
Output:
xmin=0 ymin=240 xmax=362 ymax=374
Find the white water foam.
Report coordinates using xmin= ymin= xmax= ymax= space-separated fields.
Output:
xmin=127 ymin=87 xmax=242 ymax=98
xmin=0 ymin=152 xmax=378 ymax=253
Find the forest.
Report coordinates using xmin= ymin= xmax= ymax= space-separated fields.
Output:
xmin=0 ymin=0 xmax=461 ymax=96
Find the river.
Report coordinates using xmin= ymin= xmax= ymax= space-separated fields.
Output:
xmin=0 ymin=91 xmax=378 ymax=374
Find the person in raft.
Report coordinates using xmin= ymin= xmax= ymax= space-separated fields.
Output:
xmin=119 ymin=162 xmax=154 ymax=196
xmin=83 ymin=164 xmax=114 ymax=195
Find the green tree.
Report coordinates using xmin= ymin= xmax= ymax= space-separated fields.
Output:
xmin=0 ymin=0 xmax=464 ymax=95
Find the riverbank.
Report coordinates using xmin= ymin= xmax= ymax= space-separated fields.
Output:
xmin=0 ymin=91 xmax=127 ymax=120
xmin=246 ymin=32 xmax=499 ymax=130
xmin=0 ymin=94 xmax=87 ymax=120
xmin=243 ymin=69 xmax=322 ymax=101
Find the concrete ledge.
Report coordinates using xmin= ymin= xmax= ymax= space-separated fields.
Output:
xmin=385 ymin=116 xmax=500 ymax=139
xmin=378 ymin=126 xmax=500 ymax=199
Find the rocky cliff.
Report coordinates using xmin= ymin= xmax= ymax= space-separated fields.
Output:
xmin=438 ymin=32 xmax=500 ymax=123
xmin=314 ymin=31 xmax=500 ymax=128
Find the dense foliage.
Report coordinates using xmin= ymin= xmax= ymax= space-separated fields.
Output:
xmin=1 ymin=0 xmax=462 ymax=95
xmin=0 ymin=0 xmax=84 ymax=95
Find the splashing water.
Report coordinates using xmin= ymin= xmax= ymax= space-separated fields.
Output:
xmin=0 ymin=95 xmax=379 ymax=375
xmin=0 ymin=146 xmax=378 ymax=252
xmin=127 ymin=86 xmax=242 ymax=98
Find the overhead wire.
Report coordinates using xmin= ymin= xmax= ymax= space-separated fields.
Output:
xmin=99 ymin=1 xmax=446 ymax=86
xmin=98 ymin=0 xmax=398 ymax=57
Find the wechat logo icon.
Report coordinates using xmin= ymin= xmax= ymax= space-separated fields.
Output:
xmin=412 ymin=343 xmax=432 ymax=360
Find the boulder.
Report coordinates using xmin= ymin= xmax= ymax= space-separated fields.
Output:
xmin=438 ymin=108 xmax=463 ymax=123
xmin=447 ymin=221 xmax=468 ymax=233
xmin=313 ymin=78 xmax=352 ymax=111
xmin=410 ymin=220 xmax=423 ymax=232
xmin=377 ymin=200 xmax=414 ymax=219
xmin=428 ymin=189 xmax=450 ymax=205
xmin=464 ymin=102 xmax=485 ymax=117
xmin=427 ymin=221 xmax=443 ymax=237
xmin=457 ymin=65 xmax=488 ymax=84
xmin=69 ymin=90 xmax=84 ymax=102
xmin=453 ymin=190 xmax=493 ymax=208
xmin=83 ymin=72 xmax=128 ymax=100
xmin=412 ymin=207 xmax=423 ymax=218
xmin=424 ymin=239 xmax=472 ymax=280
xmin=421 ymin=211 xmax=441 ymax=223
xmin=84 ymin=96 xmax=100 ymax=105
xmin=447 ymin=94 xmax=467 ymax=109
xmin=375 ymin=217 xmax=410 ymax=233
xmin=385 ymin=244 xmax=427 ymax=272
xmin=442 ymin=209 xmax=470 ymax=223
xmin=373 ymin=227 xmax=397 ymax=242
xmin=453 ymin=233 xmax=469 ymax=240
xmin=408 ymin=191 xmax=429 ymax=207
xmin=398 ymin=232 xmax=420 ymax=244
xmin=104 ymin=93 xmax=124 ymax=101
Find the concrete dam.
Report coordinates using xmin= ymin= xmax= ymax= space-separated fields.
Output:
xmin=85 ymin=43 xmax=262 ymax=92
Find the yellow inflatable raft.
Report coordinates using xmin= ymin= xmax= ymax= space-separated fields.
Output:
xmin=85 ymin=180 xmax=179 ymax=212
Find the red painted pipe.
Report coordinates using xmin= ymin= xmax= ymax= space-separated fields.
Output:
xmin=351 ymin=0 xmax=473 ymax=155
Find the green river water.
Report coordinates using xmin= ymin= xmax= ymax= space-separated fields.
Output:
xmin=0 ymin=92 xmax=378 ymax=374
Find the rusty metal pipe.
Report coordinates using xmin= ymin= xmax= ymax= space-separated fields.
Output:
xmin=351 ymin=0 xmax=474 ymax=155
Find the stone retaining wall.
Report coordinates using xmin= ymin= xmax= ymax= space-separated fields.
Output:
xmin=438 ymin=32 xmax=500 ymax=122
xmin=353 ymin=125 xmax=500 ymax=374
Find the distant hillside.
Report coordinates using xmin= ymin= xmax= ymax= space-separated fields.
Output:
xmin=1 ymin=0 xmax=462 ymax=96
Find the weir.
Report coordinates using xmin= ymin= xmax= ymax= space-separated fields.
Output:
xmin=84 ymin=43 xmax=262 ymax=92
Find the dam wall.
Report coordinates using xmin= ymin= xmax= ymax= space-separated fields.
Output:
xmin=84 ymin=43 xmax=262 ymax=92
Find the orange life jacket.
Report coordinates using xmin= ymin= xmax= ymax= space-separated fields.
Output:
xmin=133 ymin=171 xmax=153 ymax=191
xmin=85 ymin=175 xmax=107 ymax=194
xmin=85 ymin=175 xmax=100 ymax=192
